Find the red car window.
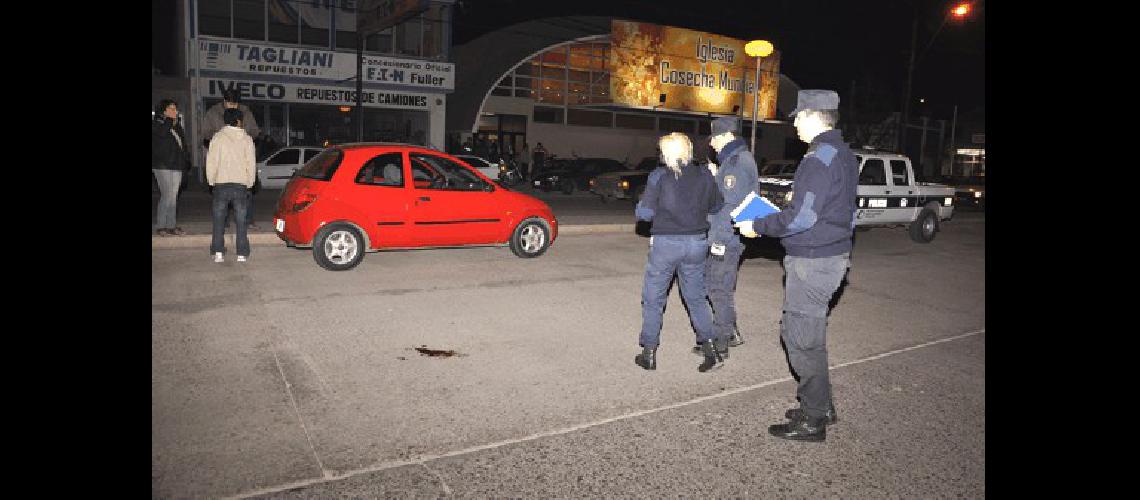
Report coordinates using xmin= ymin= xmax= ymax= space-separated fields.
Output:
xmin=298 ymin=149 xmax=343 ymax=181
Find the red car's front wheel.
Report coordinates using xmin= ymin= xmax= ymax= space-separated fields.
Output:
xmin=509 ymin=218 xmax=552 ymax=258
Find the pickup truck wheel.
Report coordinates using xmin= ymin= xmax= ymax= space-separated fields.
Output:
xmin=909 ymin=208 xmax=938 ymax=243
xmin=510 ymin=217 xmax=551 ymax=258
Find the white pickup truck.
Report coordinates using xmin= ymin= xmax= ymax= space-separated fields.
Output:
xmin=757 ymin=149 xmax=956 ymax=243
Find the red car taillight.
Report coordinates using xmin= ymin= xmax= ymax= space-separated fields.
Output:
xmin=292 ymin=192 xmax=319 ymax=212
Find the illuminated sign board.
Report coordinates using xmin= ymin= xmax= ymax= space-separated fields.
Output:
xmin=609 ymin=20 xmax=779 ymax=118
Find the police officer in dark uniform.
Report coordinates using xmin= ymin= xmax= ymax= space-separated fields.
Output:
xmin=634 ymin=133 xmax=725 ymax=372
xmin=736 ymin=90 xmax=858 ymax=442
xmin=703 ymin=116 xmax=758 ymax=354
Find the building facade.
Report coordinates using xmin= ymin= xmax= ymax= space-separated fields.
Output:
xmin=449 ymin=18 xmax=802 ymax=166
xmin=155 ymin=0 xmax=456 ymax=170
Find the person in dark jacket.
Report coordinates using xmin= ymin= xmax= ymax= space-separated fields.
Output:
xmin=152 ymin=98 xmax=189 ymax=236
xmin=736 ymin=90 xmax=858 ymax=442
xmin=703 ymin=116 xmax=758 ymax=352
xmin=634 ymin=133 xmax=725 ymax=373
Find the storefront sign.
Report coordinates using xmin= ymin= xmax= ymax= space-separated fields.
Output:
xmin=198 ymin=37 xmax=454 ymax=91
xmin=609 ymin=20 xmax=779 ymax=118
xmin=204 ymin=78 xmax=432 ymax=110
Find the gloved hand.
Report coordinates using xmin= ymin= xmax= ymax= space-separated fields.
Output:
xmin=735 ymin=219 xmax=759 ymax=238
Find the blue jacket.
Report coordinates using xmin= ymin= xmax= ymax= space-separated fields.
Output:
xmin=636 ymin=162 xmax=724 ymax=235
xmin=753 ymin=129 xmax=858 ymax=257
xmin=707 ymin=139 xmax=758 ymax=246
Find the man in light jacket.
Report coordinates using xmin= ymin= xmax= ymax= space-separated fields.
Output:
xmin=206 ymin=108 xmax=257 ymax=263
xmin=202 ymin=89 xmax=262 ymax=228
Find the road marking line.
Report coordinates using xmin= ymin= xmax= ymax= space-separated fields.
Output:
xmin=270 ymin=347 xmax=330 ymax=479
xmin=229 ymin=328 xmax=984 ymax=499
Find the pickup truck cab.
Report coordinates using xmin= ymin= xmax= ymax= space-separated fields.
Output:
xmin=589 ymin=157 xmax=658 ymax=204
xmin=757 ymin=149 xmax=955 ymax=243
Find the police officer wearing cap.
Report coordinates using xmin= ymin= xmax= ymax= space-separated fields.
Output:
xmin=735 ymin=90 xmax=858 ymax=442
xmin=703 ymin=116 xmax=757 ymax=356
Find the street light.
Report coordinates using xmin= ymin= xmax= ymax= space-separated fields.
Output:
xmin=745 ymin=39 xmax=774 ymax=153
xmin=899 ymin=1 xmax=976 ymax=153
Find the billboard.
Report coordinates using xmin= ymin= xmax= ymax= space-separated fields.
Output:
xmin=609 ymin=20 xmax=779 ymax=119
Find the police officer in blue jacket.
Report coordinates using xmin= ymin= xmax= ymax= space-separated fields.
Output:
xmin=736 ymin=90 xmax=858 ymax=442
xmin=634 ymin=133 xmax=725 ymax=373
xmin=704 ymin=116 xmax=758 ymax=354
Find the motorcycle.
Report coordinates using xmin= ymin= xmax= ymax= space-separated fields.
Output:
xmin=496 ymin=158 xmax=527 ymax=188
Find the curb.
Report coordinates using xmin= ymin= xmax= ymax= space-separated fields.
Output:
xmin=151 ymin=224 xmax=637 ymax=249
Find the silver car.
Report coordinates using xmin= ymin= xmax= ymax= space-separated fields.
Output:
xmin=257 ymin=146 xmax=325 ymax=190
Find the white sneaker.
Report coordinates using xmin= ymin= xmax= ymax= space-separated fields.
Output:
xmin=213 ymin=252 xmax=224 ymax=263
xmin=236 ymin=255 xmax=248 ymax=262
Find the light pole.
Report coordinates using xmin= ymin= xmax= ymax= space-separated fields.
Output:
xmin=744 ymin=40 xmax=774 ymax=153
xmin=899 ymin=1 xmax=974 ymax=153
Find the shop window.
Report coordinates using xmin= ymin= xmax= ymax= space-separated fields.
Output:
xmin=366 ymin=29 xmax=394 ymax=53
xmin=393 ymin=16 xmax=422 ymax=56
xmin=567 ymin=70 xmax=589 ymax=83
xmin=514 ymin=63 xmax=534 ymax=76
xmin=268 ymin=0 xmax=299 ymax=44
xmin=422 ymin=10 xmax=445 ymax=59
xmin=333 ymin=1 xmax=357 ymax=49
xmin=300 ymin=3 xmax=331 ymax=46
xmin=515 ymin=88 xmax=535 ymax=98
xmin=492 ymin=88 xmax=512 ymax=97
xmin=533 ymin=106 xmax=564 ymax=124
xmin=659 ymin=118 xmax=695 ymax=134
xmin=233 ymin=0 xmax=265 ymax=40
xmin=616 ymin=114 xmax=654 ymax=130
xmin=199 ymin=0 xmax=231 ymax=37
xmin=567 ymin=109 xmax=612 ymax=128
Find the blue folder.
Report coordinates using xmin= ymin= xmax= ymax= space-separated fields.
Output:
xmin=730 ymin=191 xmax=781 ymax=223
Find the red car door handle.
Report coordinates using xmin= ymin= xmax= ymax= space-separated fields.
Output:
xmin=419 ymin=196 xmax=431 ymax=201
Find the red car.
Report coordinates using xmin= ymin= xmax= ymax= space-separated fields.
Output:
xmin=273 ymin=143 xmax=558 ymax=270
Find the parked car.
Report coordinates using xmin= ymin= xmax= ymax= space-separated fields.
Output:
xmin=945 ymin=175 xmax=985 ymax=209
xmin=759 ymin=160 xmax=798 ymax=177
xmin=533 ymin=158 xmax=627 ymax=194
xmin=589 ymin=156 xmax=659 ymax=204
xmin=273 ymin=143 xmax=558 ymax=270
xmin=257 ymin=146 xmax=325 ymax=191
xmin=453 ymin=154 xmax=503 ymax=181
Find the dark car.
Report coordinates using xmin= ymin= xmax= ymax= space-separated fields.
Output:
xmin=589 ymin=156 xmax=659 ymax=204
xmin=533 ymin=158 xmax=628 ymax=194
xmin=945 ymin=175 xmax=985 ymax=209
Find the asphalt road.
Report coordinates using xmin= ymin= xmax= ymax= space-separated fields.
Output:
xmin=151 ymin=215 xmax=985 ymax=498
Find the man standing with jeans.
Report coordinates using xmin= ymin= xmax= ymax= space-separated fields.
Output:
xmin=736 ymin=90 xmax=858 ymax=442
xmin=634 ymin=133 xmax=725 ymax=373
xmin=206 ymin=108 xmax=256 ymax=263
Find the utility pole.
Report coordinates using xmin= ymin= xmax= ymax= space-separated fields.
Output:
xmin=899 ymin=2 xmax=919 ymax=154
xmin=356 ymin=32 xmax=364 ymax=142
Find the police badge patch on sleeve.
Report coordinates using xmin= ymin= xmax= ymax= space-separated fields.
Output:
xmin=725 ymin=175 xmax=736 ymax=189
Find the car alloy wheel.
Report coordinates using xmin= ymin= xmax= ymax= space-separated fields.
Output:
xmin=313 ymin=223 xmax=366 ymax=270
xmin=510 ymin=217 xmax=552 ymax=258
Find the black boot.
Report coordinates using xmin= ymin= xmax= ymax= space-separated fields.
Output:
xmin=768 ymin=413 xmax=827 ymax=442
xmin=697 ymin=340 xmax=724 ymax=372
xmin=729 ymin=328 xmax=745 ymax=347
xmin=634 ymin=346 xmax=657 ymax=370
xmin=715 ymin=336 xmax=730 ymax=359
xmin=785 ymin=406 xmax=838 ymax=425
